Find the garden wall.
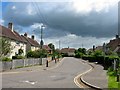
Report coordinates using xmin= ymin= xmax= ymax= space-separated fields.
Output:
xmin=1 ymin=58 xmax=48 ymax=71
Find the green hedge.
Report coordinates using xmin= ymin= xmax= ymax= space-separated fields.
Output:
xmin=27 ymin=50 xmax=47 ymax=58
xmin=1 ymin=57 xmax=12 ymax=61
xmin=12 ymin=55 xmax=25 ymax=59
xmin=82 ymin=55 xmax=119 ymax=69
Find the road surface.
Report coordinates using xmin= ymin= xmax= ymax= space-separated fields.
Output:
xmin=2 ymin=57 xmax=91 ymax=88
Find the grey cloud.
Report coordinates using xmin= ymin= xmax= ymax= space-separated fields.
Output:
xmin=2 ymin=2 xmax=118 ymax=38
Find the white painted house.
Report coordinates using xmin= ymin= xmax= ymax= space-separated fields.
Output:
xmin=21 ymin=33 xmax=40 ymax=52
xmin=0 ymin=23 xmax=27 ymax=58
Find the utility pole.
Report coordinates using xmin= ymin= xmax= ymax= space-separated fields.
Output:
xmin=58 ymin=40 xmax=60 ymax=61
xmin=40 ymin=24 xmax=45 ymax=65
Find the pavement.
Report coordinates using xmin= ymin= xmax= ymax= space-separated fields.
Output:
xmin=81 ymin=62 xmax=108 ymax=88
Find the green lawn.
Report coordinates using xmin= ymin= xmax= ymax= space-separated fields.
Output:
xmin=108 ymin=71 xmax=119 ymax=88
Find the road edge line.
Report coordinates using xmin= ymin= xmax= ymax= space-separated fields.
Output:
xmin=74 ymin=63 xmax=93 ymax=88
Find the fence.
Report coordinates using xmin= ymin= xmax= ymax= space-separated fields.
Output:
xmin=1 ymin=58 xmax=48 ymax=71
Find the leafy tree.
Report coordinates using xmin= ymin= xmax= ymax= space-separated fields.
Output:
xmin=78 ymin=48 xmax=86 ymax=54
xmin=48 ymin=43 xmax=55 ymax=51
xmin=48 ymin=43 xmax=55 ymax=59
xmin=0 ymin=37 xmax=11 ymax=57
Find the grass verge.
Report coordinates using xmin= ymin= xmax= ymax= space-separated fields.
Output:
xmin=108 ymin=71 xmax=119 ymax=88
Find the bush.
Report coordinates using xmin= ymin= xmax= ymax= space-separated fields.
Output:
xmin=62 ymin=53 xmax=68 ymax=57
xmin=12 ymin=55 xmax=25 ymax=59
xmin=27 ymin=51 xmax=34 ymax=58
xmin=2 ymin=57 xmax=12 ymax=61
xmin=27 ymin=50 xmax=47 ymax=58
xmin=75 ymin=52 xmax=83 ymax=58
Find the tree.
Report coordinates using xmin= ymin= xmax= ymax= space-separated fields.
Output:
xmin=78 ymin=48 xmax=86 ymax=54
xmin=48 ymin=43 xmax=55 ymax=60
xmin=0 ymin=37 xmax=11 ymax=57
xmin=48 ymin=43 xmax=55 ymax=51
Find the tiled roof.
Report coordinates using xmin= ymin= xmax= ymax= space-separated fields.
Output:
xmin=42 ymin=45 xmax=51 ymax=50
xmin=61 ymin=48 xmax=76 ymax=53
xmin=21 ymin=35 xmax=40 ymax=47
xmin=0 ymin=25 xmax=26 ymax=43
xmin=107 ymin=38 xmax=120 ymax=51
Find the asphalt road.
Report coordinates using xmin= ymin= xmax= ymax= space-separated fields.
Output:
xmin=2 ymin=57 xmax=91 ymax=88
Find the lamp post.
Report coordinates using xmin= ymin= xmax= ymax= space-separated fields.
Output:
xmin=40 ymin=24 xmax=45 ymax=65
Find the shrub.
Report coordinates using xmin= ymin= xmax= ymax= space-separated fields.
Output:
xmin=2 ymin=57 xmax=12 ymax=61
xmin=27 ymin=50 xmax=47 ymax=58
xmin=75 ymin=52 xmax=83 ymax=58
xmin=12 ymin=55 xmax=25 ymax=59
xmin=27 ymin=51 xmax=34 ymax=58
xmin=62 ymin=53 xmax=68 ymax=57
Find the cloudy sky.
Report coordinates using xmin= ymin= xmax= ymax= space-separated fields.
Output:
xmin=1 ymin=0 xmax=119 ymax=49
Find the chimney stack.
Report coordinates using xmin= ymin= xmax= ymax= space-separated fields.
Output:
xmin=24 ymin=33 xmax=27 ymax=37
xmin=31 ymin=35 xmax=34 ymax=40
xmin=93 ymin=45 xmax=95 ymax=51
xmin=8 ymin=22 xmax=13 ymax=32
xmin=116 ymin=35 xmax=119 ymax=39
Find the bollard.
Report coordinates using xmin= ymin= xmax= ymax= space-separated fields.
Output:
xmin=55 ymin=59 xmax=56 ymax=63
xmin=117 ymin=74 xmax=119 ymax=82
xmin=46 ymin=60 xmax=48 ymax=67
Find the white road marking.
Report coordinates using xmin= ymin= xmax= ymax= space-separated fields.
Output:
xmin=22 ymin=80 xmax=37 ymax=85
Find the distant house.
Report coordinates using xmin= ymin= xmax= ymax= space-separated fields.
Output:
xmin=0 ymin=23 xmax=27 ymax=58
xmin=42 ymin=45 xmax=52 ymax=54
xmin=95 ymin=46 xmax=103 ymax=51
xmin=21 ymin=33 xmax=40 ymax=52
xmin=61 ymin=47 xmax=76 ymax=56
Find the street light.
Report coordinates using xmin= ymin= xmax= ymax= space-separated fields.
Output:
xmin=40 ymin=24 xmax=45 ymax=65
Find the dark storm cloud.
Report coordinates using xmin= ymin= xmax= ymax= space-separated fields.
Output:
xmin=2 ymin=2 xmax=118 ymax=38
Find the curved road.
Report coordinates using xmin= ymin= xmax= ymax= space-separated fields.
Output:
xmin=2 ymin=57 xmax=91 ymax=88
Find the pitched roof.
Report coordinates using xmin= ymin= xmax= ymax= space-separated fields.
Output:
xmin=42 ymin=45 xmax=51 ymax=50
xmin=61 ymin=48 xmax=76 ymax=53
xmin=21 ymin=35 xmax=39 ymax=47
xmin=0 ymin=25 xmax=26 ymax=43
xmin=107 ymin=38 xmax=120 ymax=51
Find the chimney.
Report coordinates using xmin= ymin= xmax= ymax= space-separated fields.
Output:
xmin=8 ymin=22 xmax=13 ymax=32
xmin=116 ymin=35 xmax=119 ymax=39
xmin=93 ymin=45 xmax=95 ymax=51
xmin=31 ymin=35 xmax=34 ymax=40
xmin=24 ymin=33 xmax=27 ymax=37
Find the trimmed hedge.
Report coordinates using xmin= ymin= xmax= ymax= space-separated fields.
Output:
xmin=12 ymin=55 xmax=25 ymax=59
xmin=82 ymin=55 xmax=119 ymax=69
xmin=1 ymin=57 xmax=12 ymax=61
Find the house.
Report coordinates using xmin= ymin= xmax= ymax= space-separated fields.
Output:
xmin=42 ymin=45 xmax=52 ymax=54
xmin=106 ymin=36 xmax=120 ymax=55
xmin=95 ymin=46 xmax=103 ymax=51
xmin=61 ymin=47 xmax=76 ymax=56
xmin=0 ymin=23 xmax=27 ymax=58
xmin=21 ymin=33 xmax=40 ymax=52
